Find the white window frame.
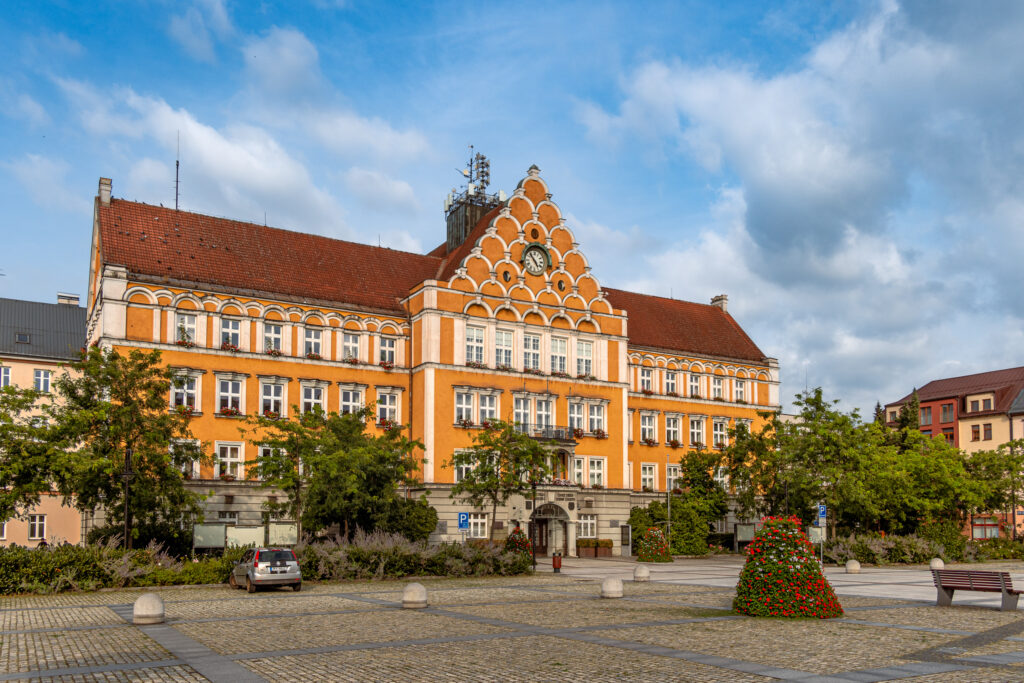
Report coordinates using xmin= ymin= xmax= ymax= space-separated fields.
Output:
xmin=468 ymin=513 xmax=488 ymax=539
xmin=217 ymin=377 xmax=243 ymax=414
xmin=455 ymin=392 xmax=474 ymax=423
xmin=34 ymin=369 xmax=51 ymax=393
xmin=377 ymin=391 xmax=399 ymax=423
xmin=641 ymin=463 xmax=656 ymax=490
xmin=304 ymin=328 xmax=323 ymax=357
xmin=714 ymin=466 xmax=730 ymax=488
xmin=263 ymin=323 xmax=283 ymax=353
xmin=713 ymin=420 xmax=728 ymax=448
xmin=495 ymin=330 xmax=514 ymax=368
xmin=713 ymin=377 xmax=723 ymax=399
xmin=339 ymin=385 xmax=364 ymax=415
xmin=640 ymin=368 xmax=652 ymax=392
xmin=568 ymin=402 xmax=584 ymax=430
xmin=260 ymin=380 xmax=285 ymax=417
xmin=220 ymin=318 xmax=241 ymax=349
xmin=0 ymin=367 xmax=10 ymax=388
xmin=572 ymin=457 xmax=585 ymax=485
xmin=218 ymin=511 xmax=239 ymax=525
xmin=640 ymin=413 xmax=656 ymax=442
xmin=689 ymin=373 xmax=701 ymax=398
xmin=175 ymin=312 xmax=197 ymax=344
xmin=578 ymin=514 xmax=597 ymax=538
xmin=172 ymin=439 xmax=201 ymax=479
xmin=479 ymin=394 xmax=497 ymax=422
xmin=28 ymin=514 xmax=46 ymax=541
xmin=536 ymin=399 xmax=552 ymax=428
xmin=466 ymin=326 xmax=485 ymax=364
xmin=523 ymin=334 xmax=541 ymax=370
xmin=550 ymin=337 xmax=567 ymax=374
xmin=514 ymin=396 xmax=530 ymax=426
xmin=576 ymin=340 xmax=592 ymax=377
xmin=301 ymin=383 xmax=327 ymax=414
xmin=589 ymin=404 xmax=605 ymax=433
xmin=343 ymin=333 xmax=360 ymax=360
xmin=588 ymin=457 xmax=605 ymax=487
xmin=215 ymin=442 xmax=244 ymax=478
xmin=690 ymin=417 xmax=705 ymax=448
xmin=735 ymin=379 xmax=745 ymax=402
xmin=666 ymin=371 xmax=677 ymax=394
xmin=171 ymin=376 xmax=198 ymax=410
xmin=667 ymin=464 xmax=681 ymax=491
xmin=666 ymin=416 xmax=680 ymax=444
xmin=379 ymin=336 xmax=396 ymax=364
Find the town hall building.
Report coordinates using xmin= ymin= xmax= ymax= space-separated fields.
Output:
xmin=85 ymin=164 xmax=779 ymax=555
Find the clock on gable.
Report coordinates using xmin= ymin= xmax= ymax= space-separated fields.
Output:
xmin=521 ymin=243 xmax=550 ymax=276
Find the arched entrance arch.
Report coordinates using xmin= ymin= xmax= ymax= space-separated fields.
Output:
xmin=530 ymin=502 xmax=570 ymax=556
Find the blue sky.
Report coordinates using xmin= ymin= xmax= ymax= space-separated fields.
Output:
xmin=3 ymin=0 xmax=1023 ymax=414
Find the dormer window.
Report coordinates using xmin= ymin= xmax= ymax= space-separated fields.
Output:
xmin=15 ymin=333 xmax=30 ymax=344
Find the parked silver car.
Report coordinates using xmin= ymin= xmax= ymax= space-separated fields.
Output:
xmin=229 ymin=548 xmax=302 ymax=593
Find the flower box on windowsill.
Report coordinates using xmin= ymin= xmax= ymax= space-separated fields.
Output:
xmin=480 ymin=420 xmax=493 ymax=430
xmin=379 ymin=360 xmax=395 ymax=371
xmin=174 ymin=405 xmax=195 ymax=417
xmin=641 ymin=438 xmax=657 ymax=447
xmin=377 ymin=419 xmax=398 ymax=431
xmin=343 ymin=356 xmax=360 ymax=365
xmin=218 ymin=407 xmax=242 ymax=417
xmin=221 ymin=342 xmax=240 ymax=352
xmin=642 ymin=485 xmax=654 ymax=493
xmin=466 ymin=360 xmax=486 ymax=369
xmin=690 ymin=392 xmax=701 ymax=399
xmin=577 ymin=373 xmax=597 ymax=381
xmin=262 ymin=410 xmax=280 ymax=420
xmin=175 ymin=339 xmax=196 ymax=348
xmin=713 ymin=396 xmax=725 ymax=402
xmin=305 ymin=352 xmax=323 ymax=360
xmin=218 ymin=473 xmax=235 ymax=482
xmin=265 ymin=348 xmax=282 ymax=357
xmin=456 ymin=418 xmax=474 ymax=429
xmin=572 ymin=427 xmax=585 ymax=440
xmin=591 ymin=429 xmax=607 ymax=439
xmin=495 ymin=364 xmax=514 ymax=373
xmin=590 ymin=483 xmax=604 ymax=490
xmin=668 ymin=439 xmax=681 ymax=449
xmin=691 ymin=442 xmax=704 ymax=451
xmin=641 ymin=389 xmax=654 ymax=396
xmin=523 ymin=368 xmax=544 ymax=376
xmin=735 ymin=399 xmax=747 ymax=404
xmin=550 ymin=371 xmax=572 ymax=379
xmin=666 ymin=391 xmax=679 ymax=397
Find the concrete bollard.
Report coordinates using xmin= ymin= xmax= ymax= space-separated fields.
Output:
xmin=633 ymin=565 xmax=650 ymax=582
xmin=133 ymin=593 xmax=165 ymax=625
xmin=600 ymin=577 xmax=623 ymax=599
xmin=402 ymin=582 xmax=428 ymax=609
xmin=845 ymin=559 xmax=861 ymax=574
xmin=930 ymin=558 xmax=945 ymax=570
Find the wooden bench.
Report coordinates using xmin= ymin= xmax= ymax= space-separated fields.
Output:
xmin=932 ymin=569 xmax=1022 ymax=611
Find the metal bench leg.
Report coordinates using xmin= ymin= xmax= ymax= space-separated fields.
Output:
xmin=937 ymin=587 xmax=954 ymax=607
xmin=1001 ymin=592 xmax=1019 ymax=611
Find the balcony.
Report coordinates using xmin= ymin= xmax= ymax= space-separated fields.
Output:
xmin=513 ymin=422 xmax=577 ymax=443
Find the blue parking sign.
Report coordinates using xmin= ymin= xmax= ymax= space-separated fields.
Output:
xmin=458 ymin=512 xmax=470 ymax=530
xmin=818 ymin=504 xmax=827 ymax=518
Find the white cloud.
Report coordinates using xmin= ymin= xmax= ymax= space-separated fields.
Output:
xmin=242 ymin=27 xmax=321 ymax=96
xmin=304 ymin=110 xmax=430 ymax=162
xmin=0 ymin=91 xmax=50 ymax=127
xmin=4 ymin=154 xmax=88 ymax=214
xmin=168 ymin=0 xmax=233 ymax=63
xmin=343 ymin=168 xmax=418 ymax=214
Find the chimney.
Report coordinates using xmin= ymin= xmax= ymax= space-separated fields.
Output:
xmin=57 ymin=293 xmax=80 ymax=306
xmin=98 ymin=177 xmax=112 ymax=206
xmin=711 ymin=294 xmax=728 ymax=313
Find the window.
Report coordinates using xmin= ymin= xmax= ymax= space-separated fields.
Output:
xmin=941 ymin=404 xmax=954 ymax=423
xmin=304 ymin=328 xmax=322 ymax=357
xmin=714 ymin=466 xmax=730 ymax=488
xmin=379 ymin=337 xmax=396 ymax=364
xmin=479 ymin=394 xmax=496 ymax=422
xmin=641 ymin=464 xmax=656 ymax=490
xmin=666 ymin=372 xmax=676 ymax=394
xmin=466 ymin=327 xmax=485 ymax=364
xmin=568 ymin=403 xmax=584 ymax=430
xmin=456 ymin=393 xmax=473 ymax=423
xmin=514 ymin=397 xmax=530 ymax=426
xmin=712 ymin=377 xmax=723 ymax=399
xmin=666 ymin=416 xmax=680 ymax=444
xmin=578 ymin=514 xmax=596 ymax=538
xmin=972 ymin=515 xmax=1000 ymax=539
xmin=983 ymin=398 xmax=993 ymax=411
xmin=921 ymin=429 xmax=932 ymax=437
xmin=261 ymin=382 xmax=283 ymax=416
xmin=302 ymin=385 xmax=325 ymax=413
xmin=713 ymin=420 xmax=728 ymax=448
xmin=588 ymin=458 xmax=604 ymax=487
xmin=735 ymin=380 xmax=745 ymax=402
xmin=576 ymin=341 xmax=592 ymax=377
xmin=343 ymin=333 xmax=359 ymax=360
xmin=572 ymin=458 xmax=585 ymax=485
xmin=971 ymin=425 xmax=981 ymax=441
xmin=469 ymin=513 xmax=488 ymax=539
xmin=920 ymin=406 xmax=932 ymax=426
xmin=970 ymin=400 xmax=979 ymax=412
xmin=588 ymin=404 xmax=605 ymax=433
xmin=28 ymin=514 xmax=45 ymax=540
xmin=689 ymin=374 xmax=701 ymax=398
xmin=340 ymin=388 xmax=363 ymax=414
xmin=218 ymin=379 xmax=242 ymax=413
xmin=217 ymin=443 xmax=243 ymax=478
xmin=640 ymin=414 xmax=655 ymax=442
xmin=378 ymin=393 xmax=398 ymax=423
xmin=15 ymin=333 xmax=30 ymax=344
xmin=263 ymin=323 xmax=282 ymax=353
xmin=495 ymin=330 xmax=513 ymax=367
xmin=550 ymin=338 xmax=567 ymax=374
xmin=172 ymin=377 xmax=197 ymax=409
xmin=640 ymin=368 xmax=652 ymax=392
xmin=218 ymin=511 xmax=239 ymax=525
xmin=667 ymin=465 xmax=680 ymax=491
xmin=942 ymin=427 xmax=954 ymax=443
xmin=0 ymin=367 xmax=9 ymax=388
xmin=523 ymin=335 xmax=540 ymax=370
xmin=888 ymin=410 xmax=897 ymax=422
xmin=536 ymin=399 xmax=552 ymax=428
xmin=454 ymin=459 xmax=474 ymax=483
xmin=175 ymin=313 xmax=196 ymax=344
xmin=221 ymin=318 xmax=240 ymax=348
xmin=34 ymin=369 xmax=51 ymax=393
xmin=984 ymin=423 xmax=993 ymax=440
xmin=690 ymin=418 xmax=705 ymax=447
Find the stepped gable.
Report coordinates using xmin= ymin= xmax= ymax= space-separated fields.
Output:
xmin=603 ymin=287 xmax=766 ymax=362
xmin=97 ymin=200 xmax=442 ymax=313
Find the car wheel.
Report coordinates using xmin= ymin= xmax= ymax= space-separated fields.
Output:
xmin=293 ymin=582 xmax=302 ymax=592
xmin=246 ymin=577 xmax=256 ymax=594
xmin=228 ymin=574 xmax=238 ymax=589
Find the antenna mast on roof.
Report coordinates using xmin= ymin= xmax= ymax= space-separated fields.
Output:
xmin=175 ymin=130 xmax=180 ymax=211
xmin=444 ymin=146 xmax=503 ymax=254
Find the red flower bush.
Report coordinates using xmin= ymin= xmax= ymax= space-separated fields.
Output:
xmin=637 ymin=526 xmax=672 ymax=562
xmin=733 ymin=516 xmax=842 ymax=619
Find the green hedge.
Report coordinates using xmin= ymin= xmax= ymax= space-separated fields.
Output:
xmin=823 ymin=531 xmax=1024 ymax=565
xmin=0 ymin=532 xmax=532 ymax=595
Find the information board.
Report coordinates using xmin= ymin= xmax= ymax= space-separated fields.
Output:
xmin=268 ymin=522 xmax=298 ymax=546
xmin=193 ymin=523 xmax=226 ymax=549
xmin=226 ymin=526 xmax=265 ymax=548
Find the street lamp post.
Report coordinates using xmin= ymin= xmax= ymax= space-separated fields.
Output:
xmin=531 ymin=479 xmax=537 ymax=571
xmin=666 ymin=452 xmax=672 ymax=544
xmin=122 ymin=447 xmax=134 ymax=550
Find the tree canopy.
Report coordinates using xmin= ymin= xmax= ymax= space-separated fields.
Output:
xmin=0 ymin=379 xmax=51 ymax=522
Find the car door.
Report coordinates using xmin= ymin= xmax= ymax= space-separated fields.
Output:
xmin=235 ymin=550 xmax=253 ymax=582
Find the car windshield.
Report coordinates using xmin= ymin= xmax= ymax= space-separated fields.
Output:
xmin=257 ymin=550 xmax=294 ymax=563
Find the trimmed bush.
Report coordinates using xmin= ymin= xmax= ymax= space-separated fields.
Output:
xmin=733 ymin=517 xmax=842 ymax=619
xmin=504 ymin=528 xmax=532 ymax=556
xmin=576 ymin=538 xmax=597 ymax=548
xmin=637 ymin=527 xmax=672 ymax=562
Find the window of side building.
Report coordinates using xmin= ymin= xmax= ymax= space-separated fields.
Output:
xmin=940 ymin=403 xmax=954 ymax=423
xmin=920 ymin=406 xmax=932 ymax=425
xmin=578 ymin=514 xmax=596 ymax=538
xmin=34 ymin=370 xmax=51 ymax=393
xmin=469 ymin=513 xmax=488 ymax=539
xmin=970 ymin=400 xmax=979 ymax=412
xmin=984 ymin=423 xmax=992 ymax=440
xmin=983 ymin=398 xmax=993 ymax=411
xmin=0 ymin=367 xmax=9 ymax=388
xmin=942 ymin=427 xmax=954 ymax=443
xmin=971 ymin=424 xmax=980 ymax=441
xmin=28 ymin=515 xmax=46 ymax=541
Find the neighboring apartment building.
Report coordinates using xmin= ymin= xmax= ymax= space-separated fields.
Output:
xmin=85 ymin=167 xmax=779 ymax=556
xmin=0 ymin=295 xmax=87 ymax=546
xmin=885 ymin=366 xmax=1024 ymax=538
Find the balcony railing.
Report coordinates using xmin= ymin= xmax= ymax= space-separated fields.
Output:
xmin=513 ymin=422 xmax=576 ymax=441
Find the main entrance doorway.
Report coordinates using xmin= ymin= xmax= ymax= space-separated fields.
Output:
xmin=530 ymin=502 xmax=569 ymax=556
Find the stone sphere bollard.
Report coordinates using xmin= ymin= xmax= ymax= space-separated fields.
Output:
xmin=845 ymin=559 xmax=861 ymax=574
xmin=930 ymin=558 xmax=945 ymax=570
xmin=601 ymin=577 xmax=623 ymax=599
xmin=633 ymin=565 xmax=651 ymax=582
xmin=133 ymin=593 xmax=165 ymax=625
xmin=402 ymin=582 xmax=428 ymax=609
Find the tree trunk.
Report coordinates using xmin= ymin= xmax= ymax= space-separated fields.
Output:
xmin=490 ymin=499 xmax=499 ymax=541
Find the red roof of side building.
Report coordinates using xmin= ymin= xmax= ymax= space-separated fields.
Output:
xmin=98 ymin=199 xmax=442 ymax=313
xmin=887 ymin=366 xmax=1024 ymax=413
xmin=603 ymin=288 xmax=767 ymax=362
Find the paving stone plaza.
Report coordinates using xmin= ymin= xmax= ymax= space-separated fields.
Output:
xmin=5 ymin=557 xmax=1024 ymax=682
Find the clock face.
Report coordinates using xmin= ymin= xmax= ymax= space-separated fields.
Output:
xmin=523 ymin=246 xmax=547 ymax=275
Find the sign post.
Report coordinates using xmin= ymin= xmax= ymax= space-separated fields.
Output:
xmin=817 ymin=504 xmax=827 ymax=564
xmin=457 ymin=512 xmax=469 ymax=544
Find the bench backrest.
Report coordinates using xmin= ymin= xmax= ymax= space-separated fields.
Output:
xmin=932 ymin=569 xmax=1013 ymax=591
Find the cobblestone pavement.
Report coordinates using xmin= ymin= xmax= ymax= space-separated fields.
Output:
xmin=6 ymin=562 xmax=1024 ymax=681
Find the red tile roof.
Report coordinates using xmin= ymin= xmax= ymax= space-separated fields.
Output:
xmin=98 ymin=199 xmax=442 ymax=313
xmin=603 ymin=288 xmax=767 ymax=362
xmin=887 ymin=366 xmax=1024 ymax=414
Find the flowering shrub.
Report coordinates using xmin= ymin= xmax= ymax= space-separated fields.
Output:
xmin=637 ymin=527 xmax=672 ymax=562
xmin=733 ymin=516 xmax=842 ymax=619
xmin=504 ymin=528 xmax=532 ymax=556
